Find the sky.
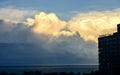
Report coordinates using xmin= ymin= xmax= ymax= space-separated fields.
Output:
xmin=0 ymin=0 xmax=120 ymax=65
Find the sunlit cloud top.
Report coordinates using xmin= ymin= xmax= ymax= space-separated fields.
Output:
xmin=26 ymin=9 xmax=120 ymax=43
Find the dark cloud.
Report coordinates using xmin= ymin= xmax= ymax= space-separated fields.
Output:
xmin=0 ymin=19 xmax=98 ymax=65
xmin=0 ymin=42 xmax=97 ymax=65
xmin=0 ymin=20 xmax=31 ymax=43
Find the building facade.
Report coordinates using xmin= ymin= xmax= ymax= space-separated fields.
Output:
xmin=98 ymin=24 xmax=120 ymax=75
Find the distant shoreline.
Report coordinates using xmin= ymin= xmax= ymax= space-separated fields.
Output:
xmin=0 ymin=64 xmax=98 ymax=67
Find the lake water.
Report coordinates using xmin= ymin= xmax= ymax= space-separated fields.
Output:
xmin=0 ymin=65 xmax=98 ymax=74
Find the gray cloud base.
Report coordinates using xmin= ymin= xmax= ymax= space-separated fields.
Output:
xmin=0 ymin=19 xmax=98 ymax=65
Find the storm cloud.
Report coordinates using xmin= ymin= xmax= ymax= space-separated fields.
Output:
xmin=0 ymin=19 xmax=98 ymax=65
xmin=2 ymin=8 xmax=120 ymax=65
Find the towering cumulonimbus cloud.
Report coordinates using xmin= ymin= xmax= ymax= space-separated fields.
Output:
xmin=27 ymin=9 xmax=120 ymax=43
xmin=0 ymin=7 xmax=120 ymax=43
xmin=27 ymin=12 xmax=75 ymax=37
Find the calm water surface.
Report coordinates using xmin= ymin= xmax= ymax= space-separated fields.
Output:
xmin=0 ymin=65 xmax=98 ymax=74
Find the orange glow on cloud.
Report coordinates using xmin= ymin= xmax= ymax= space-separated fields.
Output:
xmin=27 ymin=9 xmax=120 ymax=43
xmin=69 ymin=10 xmax=120 ymax=42
xmin=27 ymin=12 xmax=75 ymax=37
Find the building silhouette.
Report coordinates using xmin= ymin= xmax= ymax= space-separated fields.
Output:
xmin=98 ymin=24 xmax=120 ymax=75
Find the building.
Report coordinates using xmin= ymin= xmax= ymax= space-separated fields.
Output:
xmin=98 ymin=24 xmax=120 ymax=75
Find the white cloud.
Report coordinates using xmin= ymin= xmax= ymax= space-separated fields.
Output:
xmin=69 ymin=9 xmax=120 ymax=42
xmin=0 ymin=7 xmax=39 ymax=23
